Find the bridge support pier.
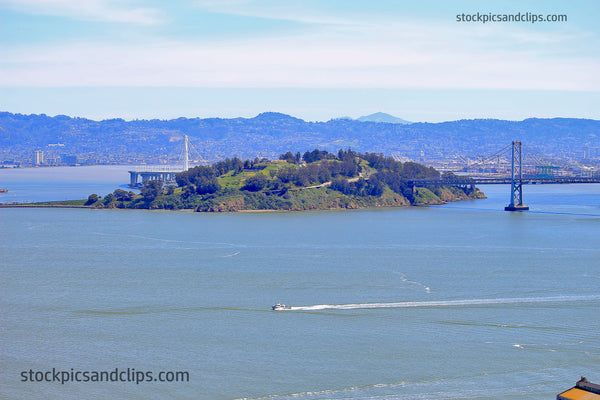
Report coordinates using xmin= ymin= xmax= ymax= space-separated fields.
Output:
xmin=505 ymin=204 xmax=529 ymax=211
xmin=505 ymin=140 xmax=529 ymax=211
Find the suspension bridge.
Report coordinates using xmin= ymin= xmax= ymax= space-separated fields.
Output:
xmin=128 ymin=135 xmax=204 ymax=187
xmin=408 ymin=141 xmax=600 ymax=211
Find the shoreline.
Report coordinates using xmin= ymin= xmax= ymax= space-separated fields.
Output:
xmin=0 ymin=197 xmax=480 ymax=212
xmin=0 ymin=203 xmax=91 ymax=208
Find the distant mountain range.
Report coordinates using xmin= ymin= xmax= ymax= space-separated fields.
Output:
xmin=1 ymin=111 xmax=598 ymax=164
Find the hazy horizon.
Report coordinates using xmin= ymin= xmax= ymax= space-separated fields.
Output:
xmin=2 ymin=107 xmax=599 ymax=124
xmin=1 ymin=1 xmax=599 ymax=122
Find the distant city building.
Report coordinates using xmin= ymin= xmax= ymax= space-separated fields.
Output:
xmin=61 ymin=154 xmax=78 ymax=165
xmin=583 ymin=146 xmax=600 ymax=159
xmin=33 ymin=150 xmax=44 ymax=165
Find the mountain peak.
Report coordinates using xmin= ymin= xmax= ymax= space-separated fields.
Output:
xmin=253 ymin=112 xmax=303 ymax=122
xmin=357 ymin=112 xmax=411 ymax=124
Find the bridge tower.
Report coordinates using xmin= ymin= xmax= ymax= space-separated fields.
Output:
xmin=183 ymin=135 xmax=190 ymax=172
xmin=505 ymin=140 xmax=529 ymax=211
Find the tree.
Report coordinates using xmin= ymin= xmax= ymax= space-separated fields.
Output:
xmin=330 ymin=178 xmax=352 ymax=195
xmin=141 ymin=180 xmax=163 ymax=201
xmin=103 ymin=193 xmax=115 ymax=205
xmin=113 ymin=189 xmax=134 ymax=201
xmin=302 ymin=149 xmax=331 ymax=163
xmin=85 ymin=193 xmax=99 ymax=205
xmin=337 ymin=148 xmax=357 ymax=162
xmin=176 ymin=165 xmax=221 ymax=195
xmin=242 ymin=174 xmax=268 ymax=191
xmin=279 ymin=151 xmax=296 ymax=164
xmin=212 ymin=157 xmax=243 ymax=175
xmin=403 ymin=162 xmax=439 ymax=179
xmin=365 ymin=178 xmax=385 ymax=197
xmin=176 ymin=165 xmax=212 ymax=187
xmin=276 ymin=166 xmax=298 ymax=184
xmin=340 ymin=159 xmax=358 ymax=177
xmin=195 ymin=177 xmax=220 ymax=195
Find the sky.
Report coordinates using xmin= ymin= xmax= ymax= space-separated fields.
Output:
xmin=1 ymin=0 xmax=599 ymax=122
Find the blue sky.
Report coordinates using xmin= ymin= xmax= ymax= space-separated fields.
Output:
xmin=1 ymin=0 xmax=599 ymax=122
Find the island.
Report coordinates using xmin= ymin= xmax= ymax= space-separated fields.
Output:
xmin=80 ymin=150 xmax=485 ymax=211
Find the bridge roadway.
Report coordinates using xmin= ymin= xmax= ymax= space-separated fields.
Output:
xmin=128 ymin=168 xmax=181 ymax=187
xmin=408 ymin=176 xmax=600 ymax=186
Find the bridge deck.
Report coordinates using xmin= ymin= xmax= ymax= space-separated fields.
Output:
xmin=128 ymin=169 xmax=181 ymax=187
xmin=408 ymin=177 xmax=600 ymax=186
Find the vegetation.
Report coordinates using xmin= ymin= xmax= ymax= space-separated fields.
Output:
xmin=84 ymin=149 xmax=485 ymax=212
xmin=22 ymin=199 xmax=89 ymax=207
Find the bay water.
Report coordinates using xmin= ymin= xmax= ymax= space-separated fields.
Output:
xmin=0 ymin=165 xmax=136 ymax=204
xmin=1 ymin=166 xmax=599 ymax=399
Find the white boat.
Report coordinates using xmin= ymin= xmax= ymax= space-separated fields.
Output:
xmin=271 ymin=303 xmax=291 ymax=311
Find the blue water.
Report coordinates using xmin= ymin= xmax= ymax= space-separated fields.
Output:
xmin=0 ymin=165 xmax=135 ymax=204
xmin=1 ymin=168 xmax=599 ymax=400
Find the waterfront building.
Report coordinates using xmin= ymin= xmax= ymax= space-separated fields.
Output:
xmin=60 ymin=154 xmax=78 ymax=165
xmin=557 ymin=377 xmax=600 ymax=400
xmin=33 ymin=150 xmax=44 ymax=165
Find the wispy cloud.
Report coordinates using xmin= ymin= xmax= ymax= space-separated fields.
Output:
xmin=1 ymin=1 xmax=598 ymax=91
xmin=193 ymin=0 xmax=355 ymax=26
xmin=0 ymin=0 xmax=163 ymax=24
xmin=2 ymin=28 xmax=598 ymax=91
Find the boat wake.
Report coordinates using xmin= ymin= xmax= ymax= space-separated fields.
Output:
xmin=393 ymin=272 xmax=431 ymax=293
xmin=288 ymin=295 xmax=600 ymax=311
